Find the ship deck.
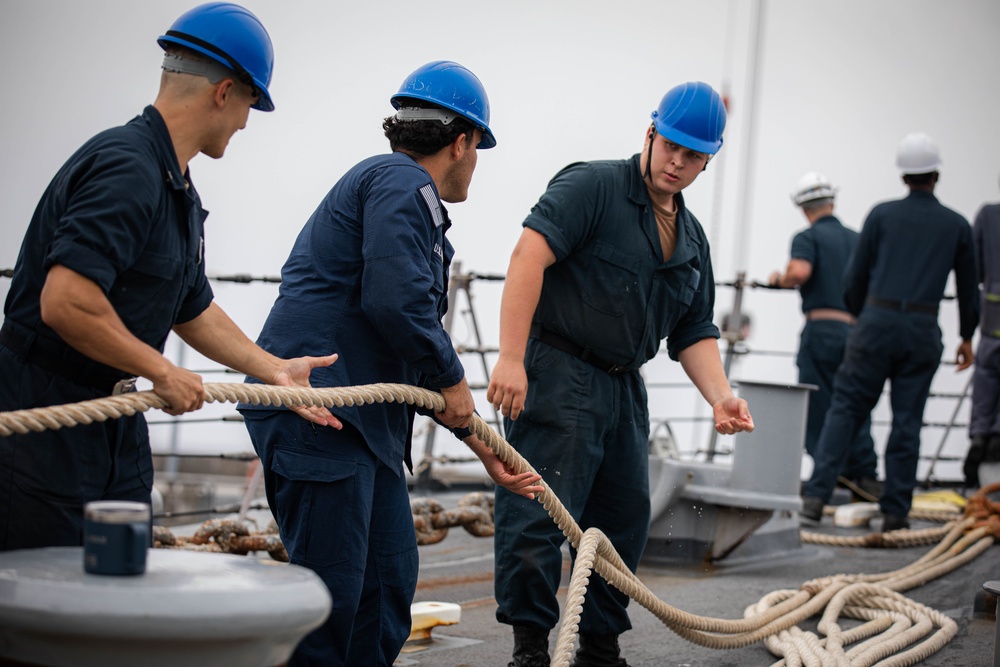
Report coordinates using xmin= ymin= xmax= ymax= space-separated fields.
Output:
xmin=402 ymin=489 xmax=996 ymax=667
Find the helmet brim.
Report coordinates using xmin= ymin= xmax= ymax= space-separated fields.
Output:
xmin=654 ymin=122 xmax=723 ymax=155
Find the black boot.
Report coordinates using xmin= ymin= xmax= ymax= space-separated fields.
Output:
xmin=851 ymin=477 xmax=883 ymax=503
xmin=964 ymin=435 xmax=986 ymax=489
xmin=508 ymin=625 xmax=551 ymax=667
xmin=570 ymin=633 xmax=629 ymax=667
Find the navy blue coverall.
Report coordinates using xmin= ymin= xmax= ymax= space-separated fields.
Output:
xmin=803 ymin=190 xmax=979 ymax=517
xmin=494 ymin=155 xmax=720 ymax=635
xmin=971 ymin=202 xmax=1000 ymax=439
xmin=239 ymin=152 xmax=466 ymax=667
xmin=0 ymin=106 xmax=214 ymax=550
xmin=790 ymin=215 xmax=877 ymax=481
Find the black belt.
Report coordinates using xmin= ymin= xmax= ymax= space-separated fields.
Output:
xmin=866 ymin=297 xmax=938 ymax=315
xmin=0 ymin=321 xmax=134 ymax=394
xmin=529 ymin=323 xmax=630 ymax=375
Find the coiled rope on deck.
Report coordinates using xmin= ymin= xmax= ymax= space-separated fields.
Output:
xmin=463 ymin=397 xmax=995 ymax=667
xmin=0 ymin=383 xmax=993 ymax=666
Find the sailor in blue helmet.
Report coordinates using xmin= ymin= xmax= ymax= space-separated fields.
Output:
xmin=487 ymin=82 xmax=755 ymax=667
xmin=0 ymin=3 xmax=338 ymax=552
xmin=800 ymin=132 xmax=978 ymax=531
xmin=238 ymin=61 xmax=542 ymax=667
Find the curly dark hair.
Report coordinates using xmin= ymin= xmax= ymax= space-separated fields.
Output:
xmin=383 ymin=98 xmax=476 ymax=157
xmin=903 ymin=172 xmax=938 ymax=186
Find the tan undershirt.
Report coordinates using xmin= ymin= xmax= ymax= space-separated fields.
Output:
xmin=652 ymin=199 xmax=678 ymax=262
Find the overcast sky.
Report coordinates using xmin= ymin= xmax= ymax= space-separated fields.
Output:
xmin=1 ymin=0 xmax=997 ymax=477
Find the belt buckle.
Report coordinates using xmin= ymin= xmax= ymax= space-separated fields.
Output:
xmin=112 ymin=377 xmax=137 ymax=395
xmin=608 ymin=364 xmax=625 ymax=374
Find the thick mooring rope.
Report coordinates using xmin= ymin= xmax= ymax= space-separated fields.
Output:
xmin=0 ymin=383 xmax=993 ymax=666
xmin=0 ymin=383 xmax=445 ymax=437
xmin=463 ymin=398 xmax=994 ymax=667
xmin=801 ymin=523 xmax=957 ymax=549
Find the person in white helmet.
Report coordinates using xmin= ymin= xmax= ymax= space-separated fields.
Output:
xmin=769 ymin=173 xmax=880 ymax=504
xmin=800 ymin=132 xmax=979 ymax=531
xmin=966 ymin=176 xmax=1000 ymax=487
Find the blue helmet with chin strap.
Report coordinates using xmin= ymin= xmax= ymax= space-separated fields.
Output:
xmin=158 ymin=2 xmax=275 ymax=112
xmin=391 ymin=61 xmax=496 ymax=149
xmin=651 ymin=81 xmax=726 ymax=155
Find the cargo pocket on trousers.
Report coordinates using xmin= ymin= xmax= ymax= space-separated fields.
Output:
xmin=272 ymin=447 xmax=357 ymax=567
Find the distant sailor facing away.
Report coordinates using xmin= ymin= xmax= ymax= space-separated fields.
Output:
xmin=800 ymin=132 xmax=978 ymax=531
xmin=769 ymin=172 xmax=880 ymax=502
xmin=966 ymin=176 xmax=1000 ymax=487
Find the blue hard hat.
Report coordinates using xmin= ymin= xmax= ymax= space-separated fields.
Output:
xmin=158 ymin=2 xmax=275 ymax=112
xmin=651 ymin=82 xmax=726 ymax=155
xmin=391 ymin=61 xmax=496 ymax=149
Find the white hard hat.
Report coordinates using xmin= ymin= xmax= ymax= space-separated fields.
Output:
xmin=896 ymin=132 xmax=941 ymax=175
xmin=791 ymin=172 xmax=837 ymax=206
